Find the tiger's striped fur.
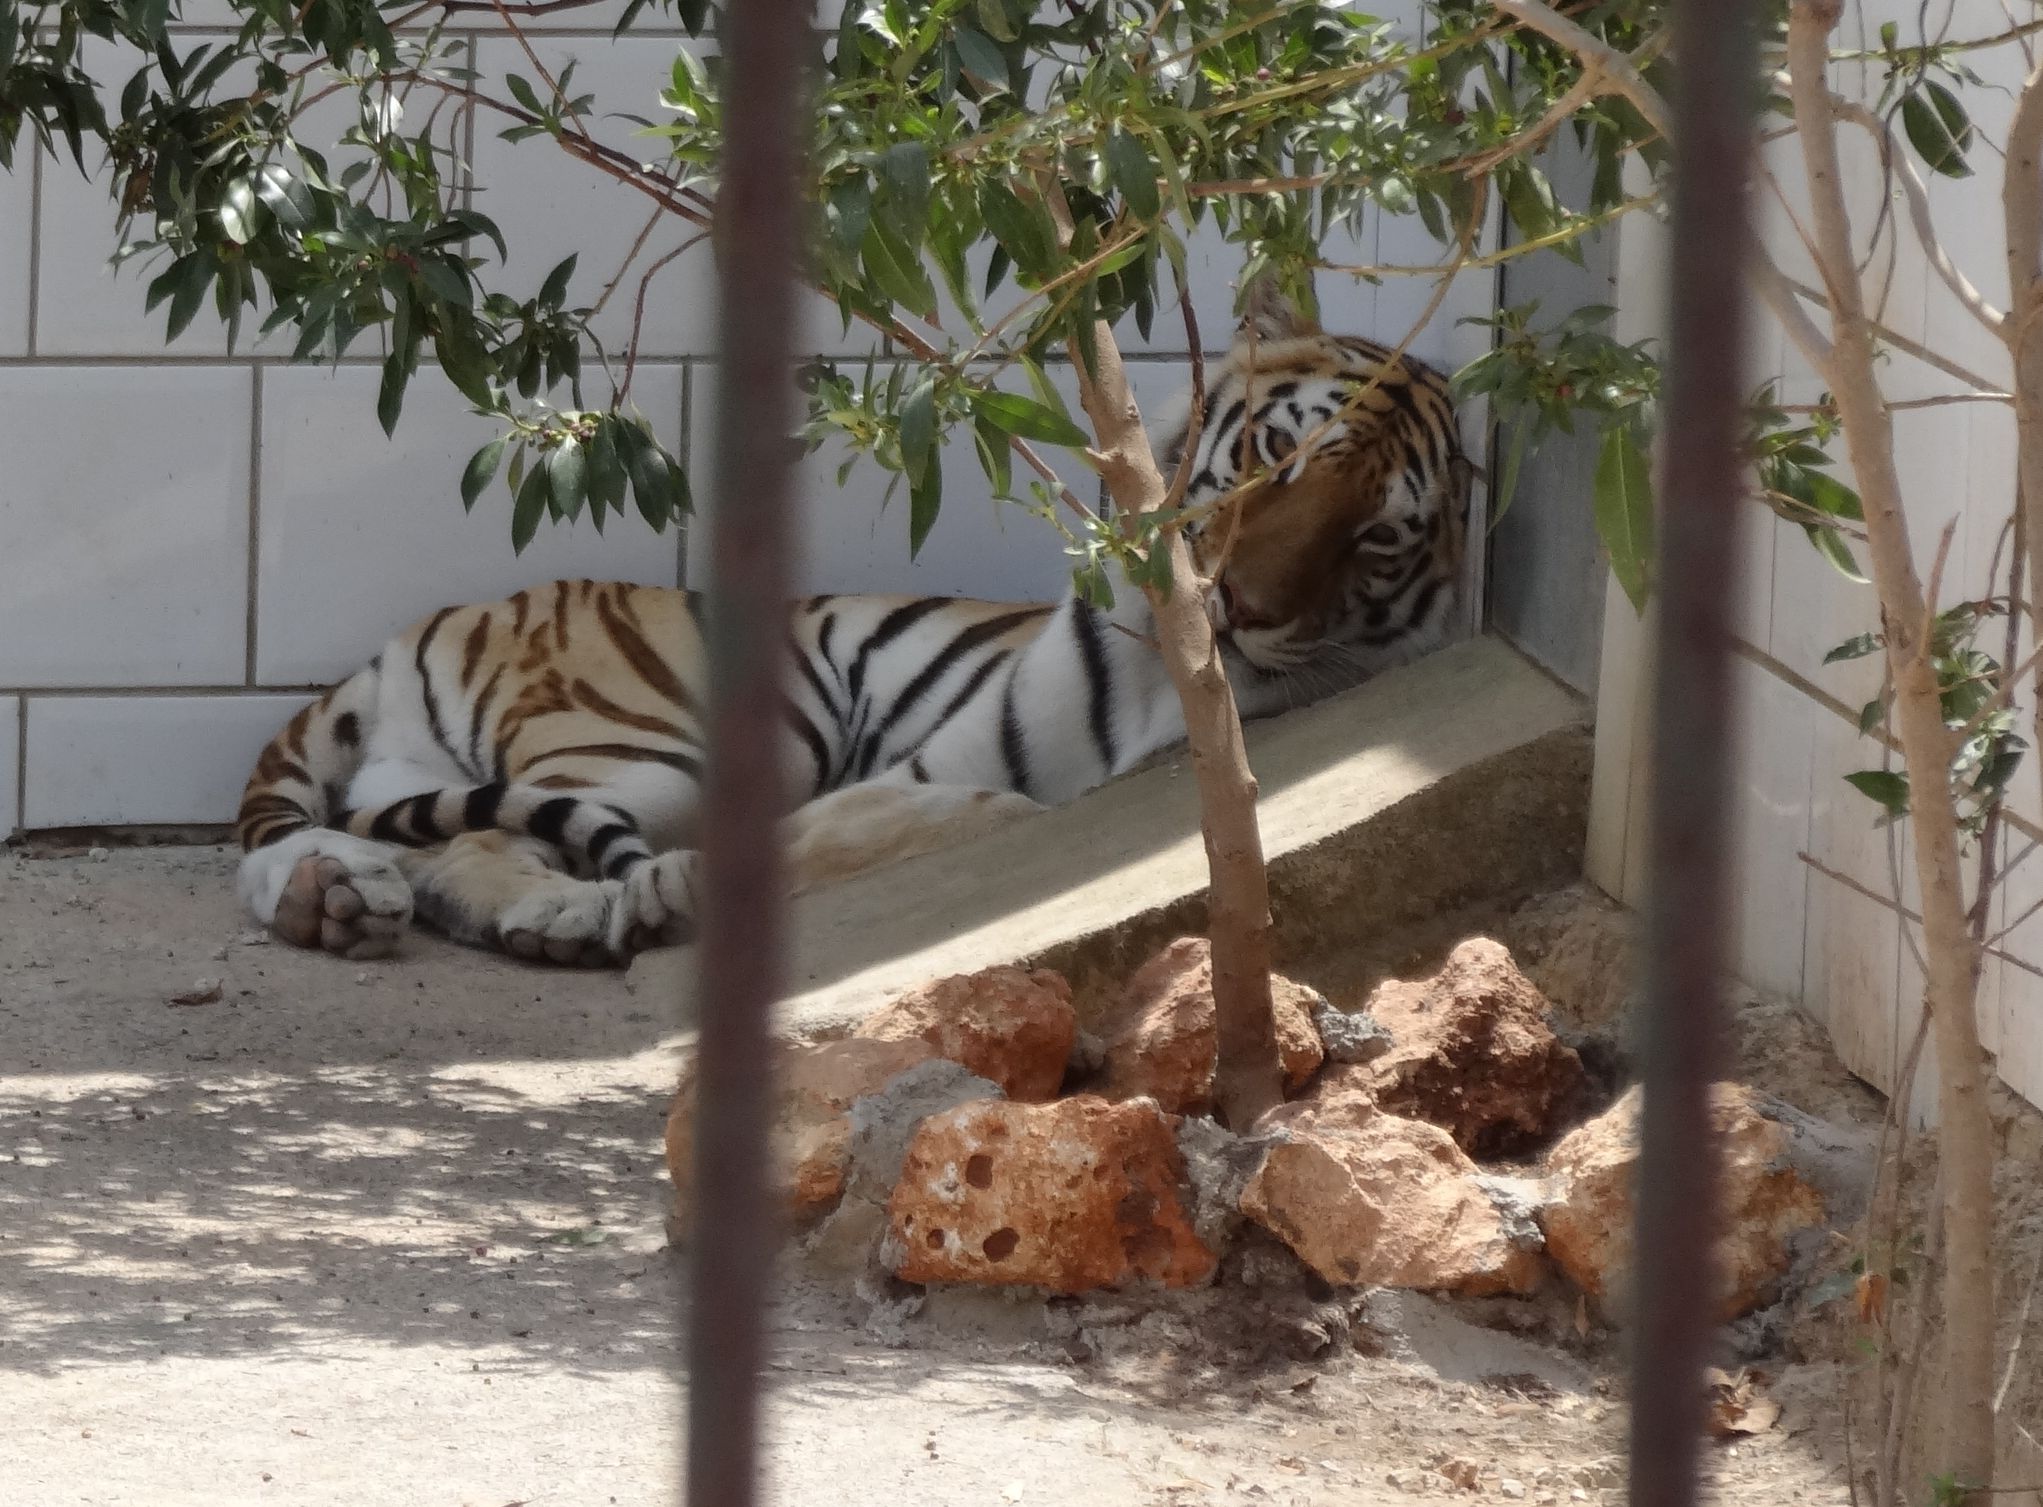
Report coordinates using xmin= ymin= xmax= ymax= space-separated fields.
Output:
xmin=235 ymin=287 xmax=1471 ymax=965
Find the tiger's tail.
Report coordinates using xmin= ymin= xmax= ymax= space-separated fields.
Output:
xmin=331 ymin=783 xmax=654 ymax=879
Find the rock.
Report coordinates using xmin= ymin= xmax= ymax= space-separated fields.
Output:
xmin=804 ymin=1059 xmax=1002 ymax=1271
xmin=666 ymin=1036 xmax=939 ymax=1236
xmin=1240 ymin=1102 xmax=1543 ymax=1296
xmin=1359 ymin=938 xmax=1590 ymax=1157
xmin=1538 ymin=1083 xmax=1826 ymax=1319
xmin=858 ymin=966 xmax=1077 ymax=1102
xmin=885 ymin=1096 xmax=1215 ymax=1293
xmin=1500 ymin=1481 xmax=1527 ymax=1501
xmin=1098 ymin=936 xmax=1324 ymax=1115
xmin=1173 ymin=1115 xmax=1271 ymax=1255
xmin=1506 ymin=883 xmax=1635 ymax=1035
xmin=1314 ymin=1002 xmax=1394 ymax=1065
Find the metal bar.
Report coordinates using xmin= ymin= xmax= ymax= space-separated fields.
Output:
xmin=1628 ymin=1 xmax=1765 ymax=1504
xmin=685 ymin=0 xmax=809 ymax=1502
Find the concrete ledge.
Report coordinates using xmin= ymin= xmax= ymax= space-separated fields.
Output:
xmin=628 ymin=635 xmax=1592 ymax=1036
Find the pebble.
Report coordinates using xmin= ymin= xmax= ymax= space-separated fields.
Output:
xmin=88 ymin=847 xmax=109 ymax=862
xmin=1500 ymin=1482 xmax=1526 ymax=1500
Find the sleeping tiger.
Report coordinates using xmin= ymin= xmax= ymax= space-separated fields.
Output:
xmin=234 ymin=282 xmax=1471 ymax=965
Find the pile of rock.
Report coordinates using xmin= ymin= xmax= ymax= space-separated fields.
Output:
xmin=664 ymin=939 xmax=1828 ymax=1317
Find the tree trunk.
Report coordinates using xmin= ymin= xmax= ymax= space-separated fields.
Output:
xmin=1067 ymin=329 xmax=1286 ymax=1131
xmin=1787 ymin=6 xmax=2000 ymax=1497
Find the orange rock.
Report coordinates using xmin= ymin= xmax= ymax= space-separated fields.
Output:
xmin=1359 ymin=938 xmax=1589 ymax=1157
xmin=886 ymin=1096 xmax=1215 ymax=1293
xmin=666 ymin=1036 xmax=939 ymax=1236
xmin=1098 ymin=936 xmax=1325 ymax=1114
xmin=1539 ymin=1083 xmax=1826 ymax=1319
xmin=1240 ymin=1104 xmax=1543 ymax=1296
xmin=858 ymin=966 xmax=1077 ymax=1101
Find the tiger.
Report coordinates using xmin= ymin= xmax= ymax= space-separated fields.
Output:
xmin=233 ymin=280 xmax=1472 ymax=965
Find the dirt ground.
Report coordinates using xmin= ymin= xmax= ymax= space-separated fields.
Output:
xmin=0 ymin=844 xmax=1863 ymax=1506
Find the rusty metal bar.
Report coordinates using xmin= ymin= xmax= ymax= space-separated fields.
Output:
xmin=1628 ymin=3 xmax=1765 ymax=1505
xmin=685 ymin=0 xmax=810 ymax=1502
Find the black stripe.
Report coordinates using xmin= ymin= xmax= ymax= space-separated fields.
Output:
xmin=845 ymin=597 xmax=953 ymax=703
xmin=1404 ymin=577 xmax=1444 ymax=629
xmin=369 ymin=803 xmax=407 ymax=841
xmin=526 ymin=742 xmax=703 ymax=778
xmin=464 ymin=782 xmax=506 ymax=831
xmin=468 ymin=664 xmax=505 ymax=777
xmin=796 ymin=625 xmax=842 ymax=724
xmin=998 ymin=664 xmax=1031 ymax=799
xmin=587 ymin=822 xmax=637 ymax=866
xmin=909 ymin=756 xmax=930 ymax=782
xmin=402 ymin=791 xmax=445 ymax=841
xmin=332 ymin=711 xmax=361 ymax=748
xmin=860 ymin=607 xmax=1044 ymax=778
xmin=893 ymin=650 xmax=1010 ymax=769
xmin=603 ymin=849 xmax=645 ymax=880
xmin=784 ymin=700 xmax=833 ymax=787
xmin=1068 ymin=600 xmax=1118 ymax=774
xmin=413 ymin=608 xmax=466 ymax=774
xmin=527 ymin=796 xmax=581 ymax=846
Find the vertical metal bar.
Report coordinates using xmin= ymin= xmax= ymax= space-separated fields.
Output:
xmin=686 ymin=1 xmax=808 ymax=1503
xmin=1628 ymin=3 xmax=1764 ymax=1505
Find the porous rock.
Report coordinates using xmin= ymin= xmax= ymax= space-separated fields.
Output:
xmin=1314 ymin=1002 xmax=1395 ymax=1065
xmin=1360 ymin=938 xmax=1590 ymax=1156
xmin=1538 ymin=1083 xmax=1826 ymax=1319
xmin=885 ymin=1095 xmax=1215 ymax=1293
xmin=858 ymin=966 xmax=1077 ymax=1101
xmin=803 ymin=1058 xmax=1002 ymax=1272
xmin=1098 ymin=936 xmax=1325 ymax=1114
xmin=666 ymin=1036 xmax=938 ymax=1237
xmin=1241 ymin=1097 xmax=1544 ymax=1296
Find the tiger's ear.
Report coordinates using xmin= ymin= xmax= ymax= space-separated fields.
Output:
xmin=1236 ymin=268 xmax=1320 ymax=343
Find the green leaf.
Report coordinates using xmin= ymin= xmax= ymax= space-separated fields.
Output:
xmin=587 ymin=422 xmax=626 ymax=514
xmin=899 ymin=377 xmax=938 ymax=486
xmin=219 ymin=176 xmax=262 ymax=244
xmin=908 ymin=460 xmax=942 ymax=558
xmin=1593 ymin=425 xmax=1654 ymax=612
xmin=973 ymin=411 xmax=1014 ymax=497
xmin=511 ymin=462 xmax=552 ymax=553
xmin=461 ymin=436 xmax=506 ymax=511
xmin=1901 ymin=82 xmax=1973 ymax=178
xmin=622 ymin=424 xmax=680 ymax=529
xmin=966 ymin=388 xmax=1089 ymax=448
xmin=1858 ymin=696 xmax=1886 ymax=735
xmin=1104 ymin=129 xmax=1159 ymax=220
xmin=1824 ymin=632 xmax=1882 ymax=665
xmin=1805 ymin=523 xmax=1869 ymax=582
xmin=878 ymin=141 xmax=931 ymax=236
xmin=539 ymin=252 xmax=578 ymax=308
xmin=546 ymin=440 xmax=587 ymax=521
xmin=377 ymin=348 xmax=410 ymax=437
xmin=953 ymin=25 xmax=1008 ymax=90
xmin=1844 ymin=769 xmax=1911 ymax=816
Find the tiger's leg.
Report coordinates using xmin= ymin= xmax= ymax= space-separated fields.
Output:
xmin=603 ymin=782 xmax=1042 ymax=953
xmin=397 ymin=830 xmax=620 ymax=967
xmin=238 ymin=829 xmax=416 ymax=961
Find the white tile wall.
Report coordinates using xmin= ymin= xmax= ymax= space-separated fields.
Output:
xmin=23 ymin=694 xmax=312 ymax=828
xmin=0 ymin=697 xmax=19 ymax=834
xmin=0 ymin=163 xmax=31 ymax=355
xmin=0 ymin=365 xmax=254 ymax=689
xmin=253 ymin=362 xmax=685 ymax=685
xmin=685 ymin=362 xmax=1079 ymax=602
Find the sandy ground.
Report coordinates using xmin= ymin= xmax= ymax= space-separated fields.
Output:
xmin=0 ymin=844 xmax=1855 ymax=1506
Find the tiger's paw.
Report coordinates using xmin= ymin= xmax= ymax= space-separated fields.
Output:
xmin=273 ymin=853 xmax=414 ymax=960
xmin=497 ymin=881 xmax=621 ymax=968
xmin=608 ymin=851 xmax=699 ymax=957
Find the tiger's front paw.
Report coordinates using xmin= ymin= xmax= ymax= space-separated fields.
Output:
xmin=497 ymin=881 xmax=621 ymax=968
xmin=608 ymin=852 xmax=700 ymax=956
xmin=273 ymin=853 xmax=413 ymax=960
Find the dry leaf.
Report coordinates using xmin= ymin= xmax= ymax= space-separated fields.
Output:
xmin=1573 ymin=1295 xmax=1591 ymax=1338
xmin=1854 ymin=1271 xmax=1890 ymax=1326
xmin=168 ymin=980 xmax=223 ymax=1007
xmin=1704 ymin=1368 xmax=1781 ymax=1437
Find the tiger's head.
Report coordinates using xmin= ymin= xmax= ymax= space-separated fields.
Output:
xmin=1154 ymin=277 xmax=1472 ymax=684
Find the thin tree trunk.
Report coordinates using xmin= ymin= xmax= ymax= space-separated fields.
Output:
xmin=1787 ymin=5 xmax=2000 ymax=1496
xmin=1064 ymin=330 xmax=1286 ymax=1129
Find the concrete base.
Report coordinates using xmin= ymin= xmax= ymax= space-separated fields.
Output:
xmin=628 ymin=635 xmax=1593 ymax=1036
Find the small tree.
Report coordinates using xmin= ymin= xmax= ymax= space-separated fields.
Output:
xmin=0 ymin=0 xmax=1677 ymax=1128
